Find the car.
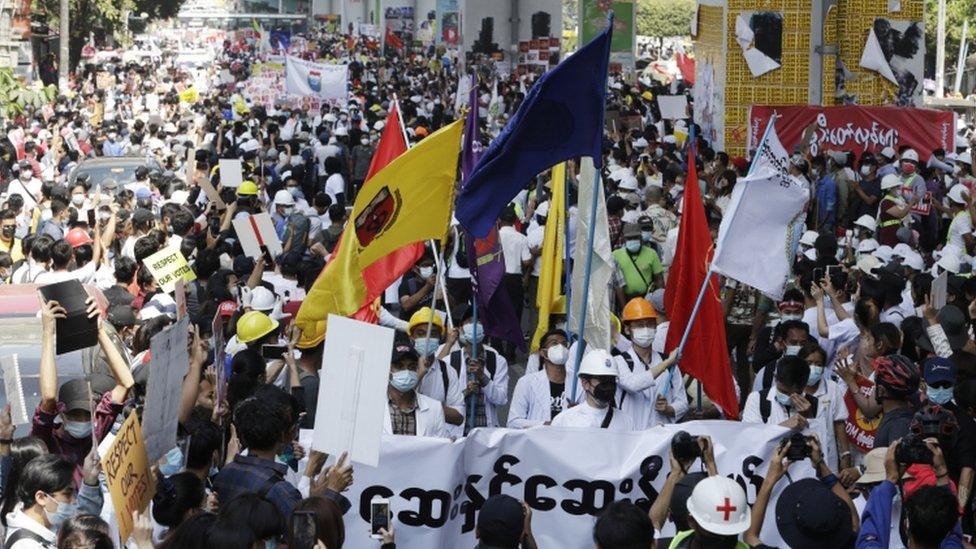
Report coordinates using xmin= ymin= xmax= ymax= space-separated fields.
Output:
xmin=0 ymin=284 xmax=128 ymax=435
xmin=67 ymin=156 xmax=161 ymax=189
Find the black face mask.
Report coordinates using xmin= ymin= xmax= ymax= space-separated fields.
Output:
xmin=1 ymin=226 xmax=14 ymax=239
xmin=592 ymin=380 xmax=617 ymax=406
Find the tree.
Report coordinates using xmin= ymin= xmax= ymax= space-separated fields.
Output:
xmin=636 ymin=0 xmax=695 ymax=38
xmin=923 ymin=0 xmax=976 ymax=88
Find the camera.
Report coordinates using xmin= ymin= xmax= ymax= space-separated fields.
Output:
xmin=671 ymin=431 xmax=701 ymax=462
xmin=783 ymin=432 xmax=812 ymax=461
xmin=896 ymin=433 xmax=933 ymax=465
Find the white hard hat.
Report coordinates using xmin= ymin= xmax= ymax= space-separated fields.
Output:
xmin=373 ymin=120 xmax=385 ymax=131
xmin=324 ymin=113 xmax=337 ymax=123
xmin=273 ymin=190 xmax=295 ymax=206
xmin=333 ymin=126 xmax=348 ymax=137
xmin=854 ymin=214 xmax=877 ymax=233
xmin=249 ymin=286 xmax=277 ymax=312
xmin=802 ymin=247 xmax=817 ymax=261
xmin=687 ymin=476 xmax=751 ymax=536
xmin=880 ymin=174 xmax=901 ymax=190
xmin=880 ymin=146 xmax=896 ymax=160
xmin=900 ymin=148 xmax=919 ymax=163
xmin=577 ymin=349 xmax=619 ymax=378
xmin=902 ymin=250 xmax=924 ymax=271
xmin=535 ymin=201 xmax=550 ymax=217
xmin=937 ymin=250 xmax=962 ymax=274
xmin=957 ymin=150 xmax=972 ymax=165
xmin=892 ymin=243 xmax=913 ymax=258
xmin=873 ymin=245 xmax=894 ymax=263
xmin=857 ymin=238 xmax=879 ymax=253
xmin=857 ymin=254 xmax=882 ymax=277
xmin=619 ymin=175 xmax=639 ymax=191
xmin=633 ymin=137 xmax=649 ymax=149
xmin=799 ymin=230 xmax=819 ymax=247
xmin=948 ymin=184 xmax=969 ymax=205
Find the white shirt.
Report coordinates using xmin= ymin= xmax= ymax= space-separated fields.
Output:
xmin=417 ymin=357 xmax=465 ymax=426
xmin=382 ymin=392 xmax=448 ymax=438
xmin=508 ymin=369 xmax=582 ymax=428
xmin=526 ymin=224 xmax=545 ymax=276
xmin=947 ymin=211 xmax=973 ymax=252
xmin=663 ymin=226 xmax=679 ymax=267
xmin=34 ymin=261 xmax=98 ymax=286
xmin=616 ymin=346 xmax=689 ymax=429
xmin=499 ymin=225 xmax=530 ymax=275
xmin=324 ymin=173 xmax=345 ymax=203
xmin=550 ymin=400 xmax=634 ymax=430
xmin=262 ymin=272 xmax=305 ymax=301
xmin=446 ymin=347 xmax=509 ymax=431
xmin=4 ymin=506 xmax=57 ymax=549
xmin=805 ymin=377 xmax=849 ymax=470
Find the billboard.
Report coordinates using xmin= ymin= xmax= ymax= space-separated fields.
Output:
xmin=579 ymin=0 xmax=635 ymax=69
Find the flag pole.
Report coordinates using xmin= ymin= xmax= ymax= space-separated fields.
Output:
xmin=569 ymin=160 xmax=602 ymax=402
xmin=563 ymin=163 xmax=573 ymax=338
xmin=467 ymin=292 xmax=478 ymax=430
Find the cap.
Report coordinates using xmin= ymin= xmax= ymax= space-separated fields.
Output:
xmin=857 ymin=448 xmax=889 ymax=484
xmin=923 ymin=357 xmax=957 ymax=385
xmin=391 ymin=341 xmax=419 ymax=363
xmin=622 ymin=223 xmax=642 ymax=239
xmin=59 ymin=378 xmax=98 ymax=413
xmin=775 ymin=478 xmax=855 ymax=549
xmin=107 ymin=304 xmax=138 ymax=328
xmin=476 ymin=495 xmax=524 ymax=548
xmin=132 ymin=208 xmax=155 ymax=226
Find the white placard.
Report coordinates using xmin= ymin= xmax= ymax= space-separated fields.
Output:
xmin=232 ymin=212 xmax=283 ymax=260
xmin=218 ymin=159 xmax=244 ymax=188
xmin=932 ymin=270 xmax=948 ymax=310
xmin=142 ymin=316 xmax=190 ymax=463
xmin=311 ymin=315 xmax=394 ymax=467
xmin=1 ymin=355 xmax=27 ymax=425
xmin=284 ymin=56 xmax=348 ymax=102
xmin=657 ymin=95 xmax=689 ymax=120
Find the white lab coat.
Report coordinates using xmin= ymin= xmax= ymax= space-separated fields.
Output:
xmin=418 ymin=357 xmax=465 ymax=429
xmin=508 ymin=369 xmax=583 ymax=428
xmin=615 ymin=346 xmax=689 ymax=429
xmin=550 ymin=400 xmax=634 ymax=430
xmin=382 ymin=392 xmax=448 ymax=438
xmin=446 ymin=347 xmax=509 ymax=431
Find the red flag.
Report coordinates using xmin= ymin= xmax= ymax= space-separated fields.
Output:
xmin=385 ymin=28 xmax=404 ymax=50
xmin=664 ymin=151 xmax=738 ymax=419
xmin=676 ymin=52 xmax=696 ymax=85
xmin=350 ymin=102 xmax=422 ymax=323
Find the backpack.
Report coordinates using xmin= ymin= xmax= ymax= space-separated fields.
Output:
xmin=449 ymin=350 xmax=497 ymax=380
xmin=4 ymin=528 xmax=52 ymax=549
xmin=758 ymin=389 xmax=819 ymax=423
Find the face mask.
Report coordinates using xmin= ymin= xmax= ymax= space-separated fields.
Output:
xmin=413 ymin=337 xmax=440 ymax=357
xmin=98 ymin=211 xmax=111 ymax=222
xmin=590 ymin=379 xmax=617 ymax=406
xmin=928 ymin=386 xmax=953 ymax=405
xmin=811 ymin=169 xmax=820 ymax=179
xmin=281 ymin=206 xmax=294 ymax=216
xmin=631 ymin=327 xmax=656 ymax=348
xmin=63 ymin=419 xmax=92 ymax=439
xmin=460 ymin=322 xmax=484 ymax=345
xmin=360 ymin=138 xmax=369 ymax=145
xmin=784 ymin=345 xmax=801 ymax=356
xmin=780 ymin=314 xmax=801 ymax=322
xmin=390 ymin=369 xmax=419 ymax=392
xmin=860 ymin=166 xmax=872 ymax=176
xmin=43 ymin=496 xmax=78 ymax=530
xmin=902 ymin=162 xmax=916 ymax=174
xmin=159 ymin=446 xmax=184 ymax=476
xmin=19 ymin=172 xmax=29 ymax=181
xmin=641 ymin=230 xmax=653 ymax=242
xmin=807 ymin=365 xmax=824 ymax=386
xmin=775 ymin=391 xmax=792 ymax=407
xmin=546 ymin=343 xmax=569 ymax=365
xmin=655 ymin=147 xmax=664 ymax=158
xmin=71 ymin=194 xmax=85 ymax=206
xmin=418 ymin=266 xmax=435 ymax=279
xmin=1 ymin=226 xmax=14 ymax=239
xmin=625 ymin=239 xmax=641 ymax=253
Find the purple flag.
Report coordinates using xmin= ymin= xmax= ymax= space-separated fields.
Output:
xmin=461 ymin=76 xmax=526 ymax=351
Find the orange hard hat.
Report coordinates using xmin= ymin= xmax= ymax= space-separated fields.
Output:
xmin=622 ymin=297 xmax=657 ymax=322
xmin=65 ymin=227 xmax=93 ymax=247
xmin=415 ymin=126 xmax=429 ymax=137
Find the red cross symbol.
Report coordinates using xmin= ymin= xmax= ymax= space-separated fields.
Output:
xmin=716 ymin=497 xmax=737 ymax=521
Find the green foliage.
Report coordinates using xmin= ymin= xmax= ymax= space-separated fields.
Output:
xmin=636 ymin=0 xmax=695 ymax=38
xmin=0 ymin=69 xmax=57 ymax=118
xmin=923 ymin=0 xmax=976 ymax=82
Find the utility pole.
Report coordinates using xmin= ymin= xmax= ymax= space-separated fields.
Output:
xmin=58 ymin=0 xmax=69 ymax=92
xmin=935 ymin=0 xmax=946 ymax=97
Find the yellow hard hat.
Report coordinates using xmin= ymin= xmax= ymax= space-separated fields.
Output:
xmin=295 ymin=319 xmax=326 ymax=349
xmin=236 ymin=311 xmax=279 ymax=343
xmin=622 ymin=297 xmax=657 ymax=322
xmin=407 ymin=307 xmax=444 ymax=334
xmin=551 ymin=296 xmax=567 ymax=315
xmin=611 ymin=313 xmax=621 ymax=335
xmin=237 ymin=181 xmax=259 ymax=196
xmin=641 ymin=91 xmax=654 ymax=101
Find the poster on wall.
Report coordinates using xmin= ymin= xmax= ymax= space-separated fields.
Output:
xmin=437 ymin=0 xmax=459 ymax=45
xmin=580 ymin=0 xmax=635 ymax=70
xmin=859 ymin=18 xmax=924 ymax=106
xmin=734 ymin=12 xmax=783 ymax=77
xmin=384 ymin=5 xmax=415 ymax=46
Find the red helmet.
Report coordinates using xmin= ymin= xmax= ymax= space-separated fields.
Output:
xmin=910 ymin=403 xmax=959 ymax=443
xmin=874 ymin=354 xmax=920 ymax=396
xmin=65 ymin=227 xmax=93 ymax=248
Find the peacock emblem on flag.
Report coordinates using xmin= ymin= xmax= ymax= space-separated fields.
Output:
xmin=355 ymin=186 xmax=402 ymax=247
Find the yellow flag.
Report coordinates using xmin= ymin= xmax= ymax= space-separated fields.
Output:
xmin=530 ymin=163 xmax=566 ymax=351
xmin=179 ymin=86 xmax=199 ymax=104
xmin=297 ymin=120 xmax=463 ymax=325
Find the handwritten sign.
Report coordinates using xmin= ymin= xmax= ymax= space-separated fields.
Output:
xmin=101 ymin=412 xmax=155 ymax=541
xmin=143 ymin=247 xmax=196 ymax=294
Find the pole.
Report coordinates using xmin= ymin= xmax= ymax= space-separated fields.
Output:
xmin=563 ymin=164 xmax=573 ymax=337
xmin=936 ymin=0 xmax=947 ymax=98
xmin=954 ymin=20 xmax=969 ymax=95
xmin=467 ymin=293 xmax=477 ymax=430
xmin=569 ymin=163 xmax=602 ymax=401
xmin=58 ymin=0 xmax=69 ymax=93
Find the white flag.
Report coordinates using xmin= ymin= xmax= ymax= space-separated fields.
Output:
xmin=284 ymin=56 xmax=348 ymax=102
xmin=712 ymin=122 xmax=809 ymax=299
xmin=570 ymin=158 xmax=613 ymax=351
xmin=859 ymin=28 xmax=898 ymax=84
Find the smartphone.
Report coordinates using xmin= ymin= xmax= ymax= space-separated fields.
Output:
xmin=290 ymin=510 xmax=317 ymax=549
xmin=370 ymin=497 xmax=390 ymax=539
xmin=812 ymin=267 xmax=824 ymax=282
xmin=262 ymin=344 xmax=287 ymax=360
xmin=86 ymin=208 xmax=96 ymax=226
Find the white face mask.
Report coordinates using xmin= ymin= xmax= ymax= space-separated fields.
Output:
xmin=859 ymin=165 xmax=872 ymax=177
xmin=545 ymin=344 xmax=569 ymax=365
xmin=631 ymin=326 xmax=656 ymax=348
xmin=419 ymin=266 xmax=435 ymax=279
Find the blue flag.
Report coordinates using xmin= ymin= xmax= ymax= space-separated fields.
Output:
xmin=455 ymin=18 xmax=612 ymax=238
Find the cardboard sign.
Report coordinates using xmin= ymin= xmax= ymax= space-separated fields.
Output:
xmin=1 ymin=355 xmax=27 ymax=425
xmin=38 ymin=280 xmax=98 ymax=355
xmin=218 ymin=159 xmax=244 ymax=188
xmin=142 ymin=316 xmax=190 ymax=463
xmin=102 ymin=412 xmax=155 ymax=541
xmin=311 ymin=315 xmax=394 ymax=467
xmin=911 ymin=191 xmax=933 ymax=216
xmin=932 ymin=270 xmax=948 ymax=310
xmin=657 ymin=95 xmax=689 ymax=120
xmin=232 ymin=213 xmax=283 ymax=260
xmin=198 ymin=174 xmax=226 ymax=210
xmin=143 ymin=247 xmax=196 ymax=294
